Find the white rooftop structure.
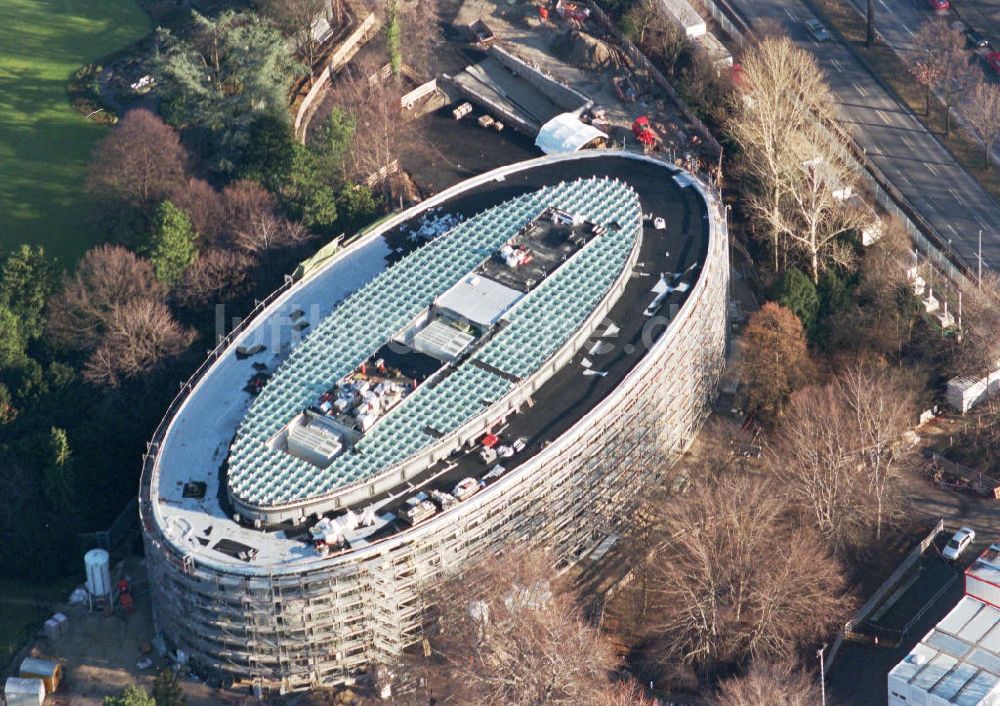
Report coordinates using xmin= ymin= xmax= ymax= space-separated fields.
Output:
xmin=889 ymin=596 xmax=1000 ymax=706
xmin=535 ymin=113 xmax=608 ymax=155
xmin=436 ymin=274 xmax=524 ymax=327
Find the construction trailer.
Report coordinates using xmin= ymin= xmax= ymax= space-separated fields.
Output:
xmin=692 ymin=32 xmax=733 ymax=69
xmin=947 ymin=369 xmax=1000 ymax=414
xmin=658 ymin=0 xmax=707 ymax=37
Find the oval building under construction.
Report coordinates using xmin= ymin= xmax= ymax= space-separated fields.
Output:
xmin=139 ymin=151 xmax=730 ymax=693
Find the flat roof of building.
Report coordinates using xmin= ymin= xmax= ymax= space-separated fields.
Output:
xmin=891 ymin=596 xmax=1000 ymax=705
xmin=146 ymin=152 xmax=717 ymax=573
xmin=436 ymin=275 xmax=523 ymax=327
xmin=227 ymin=177 xmax=642 ymax=508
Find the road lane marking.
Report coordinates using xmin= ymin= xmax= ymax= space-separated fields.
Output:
xmin=877 ymin=110 xmax=891 ymax=124
xmin=852 ymin=82 xmax=868 ymax=97
xmin=977 ymin=216 xmax=991 ymax=230
xmin=949 ymin=187 xmax=967 ymax=206
xmin=879 ymin=0 xmax=890 ymax=11
xmin=784 ymin=8 xmax=798 ymax=20
xmin=927 ymin=163 xmax=939 ymax=176
xmin=902 ymin=135 xmax=915 ymax=150
xmin=902 ymin=23 xmax=914 ymax=37
xmin=831 ymin=58 xmax=843 ymax=71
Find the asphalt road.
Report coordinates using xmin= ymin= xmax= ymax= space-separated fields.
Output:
xmin=727 ymin=0 xmax=1000 ymax=272
xmin=844 ymin=0 xmax=938 ymax=52
xmin=842 ymin=0 xmax=1000 ymax=81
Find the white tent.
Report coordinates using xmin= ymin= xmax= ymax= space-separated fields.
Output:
xmin=535 ymin=113 xmax=607 ymax=155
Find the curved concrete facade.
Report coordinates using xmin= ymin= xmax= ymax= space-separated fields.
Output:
xmin=139 ymin=152 xmax=729 ymax=693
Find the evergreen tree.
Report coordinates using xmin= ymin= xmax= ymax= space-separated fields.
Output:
xmin=152 ymin=668 xmax=187 ymax=706
xmin=149 ymin=201 xmax=198 ymax=287
xmin=337 ymin=183 xmax=380 ymax=232
xmin=385 ymin=0 xmax=402 ymax=77
xmin=103 ymin=685 xmax=156 ymax=706
xmin=282 ymin=145 xmax=338 ymax=233
xmin=0 ymin=245 xmax=53 ymax=342
xmin=772 ymin=267 xmax=819 ymax=336
xmin=0 ymin=303 xmax=26 ymax=367
xmin=311 ymin=108 xmax=355 ymax=179
xmin=818 ymin=269 xmax=852 ymax=321
xmin=43 ymin=427 xmax=74 ymax=513
xmin=238 ymin=113 xmax=297 ymax=192
xmin=155 ymin=11 xmax=305 ymax=172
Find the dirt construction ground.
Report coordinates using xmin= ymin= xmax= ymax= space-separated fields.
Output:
xmin=22 ymin=558 xmax=233 ymax=706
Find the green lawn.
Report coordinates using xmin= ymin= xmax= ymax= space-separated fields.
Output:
xmin=0 ymin=0 xmax=151 ymax=264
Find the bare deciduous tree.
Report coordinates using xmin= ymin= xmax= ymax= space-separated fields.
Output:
xmin=623 ymin=0 xmax=688 ymax=75
xmin=964 ymin=80 xmax=1000 ymax=169
xmin=756 ymin=131 xmax=867 ymax=282
xmin=840 ymin=363 xmax=917 ymax=540
xmin=772 ymin=362 xmax=916 ymax=551
xmin=328 ymin=58 xmax=407 ymax=185
xmin=222 ymin=180 xmax=310 ymax=253
xmin=168 ymin=177 xmax=227 ymax=245
xmin=952 ymin=273 xmax=1000 ymax=380
xmin=47 ymin=245 xmax=165 ymax=352
xmin=913 ymin=18 xmax=975 ymax=135
xmin=87 ymin=109 xmax=188 ymax=235
xmin=83 ymin=299 xmax=195 ymax=387
xmin=911 ymin=54 xmax=944 ymax=117
xmin=255 ymin=0 xmax=330 ymax=72
xmin=603 ymin=680 xmax=660 ymax=706
xmin=418 ymin=550 xmax=621 ymax=705
xmin=728 ymin=36 xmax=834 ymax=270
xmin=174 ymin=248 xmax=257 ymax=310
xmin=641 ymin=473 xmax=850 ymax=679
xmin=714 ymin=662 xmax=822 ymax=706
xmin=739 ymin=302 xmax=812 ymax=421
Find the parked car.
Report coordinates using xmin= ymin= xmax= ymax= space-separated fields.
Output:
xmin=928 ymin=0 xmax=950 ymax=10
xmin=965 ymin=28 xmax=990 ymax=49
xmin=987 ymin=51 xmax=1000 ymax=73
xmin=805 ymin=18 xmax=831 ymax=42
xmin=943 ymin=527 xmax=976 ymax=560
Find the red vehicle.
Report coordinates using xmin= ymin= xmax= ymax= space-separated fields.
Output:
xmin=631 ymin=116 xmax=657 ymax=148
xmin=928 ymin=0 xmax=949 ymax=11
xmin=555 ymin=0 xmax=589 ymax=22
xmin=988 ymin=51 xmax=1000 ymax=74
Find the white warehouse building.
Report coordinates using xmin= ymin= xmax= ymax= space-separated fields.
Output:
xmin=889 ymin=546 xmax=1000 ymax=706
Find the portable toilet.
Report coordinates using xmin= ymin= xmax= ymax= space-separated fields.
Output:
xmin=4 ymin=676 xmax=45 ymax=706
xmin=19 ymin=656 xmax=62 ymax=693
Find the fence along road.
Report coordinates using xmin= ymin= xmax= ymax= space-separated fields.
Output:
xmin=720 ymin=0 xmax=1000 ymax=274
